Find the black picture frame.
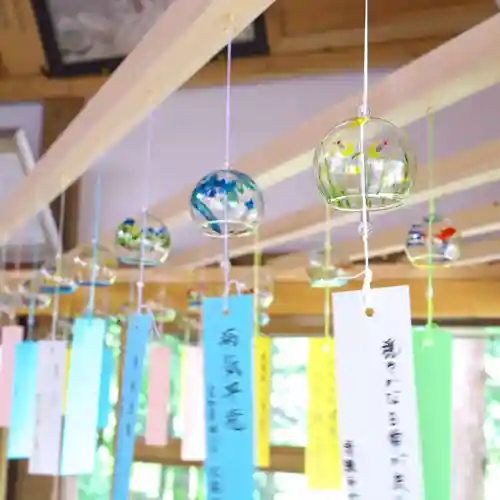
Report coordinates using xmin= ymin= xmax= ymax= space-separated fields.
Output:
xmin=30 ymin=1 xmax=269 ymax=78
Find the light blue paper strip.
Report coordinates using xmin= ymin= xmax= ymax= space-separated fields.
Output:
xmin=7 ymin=341 xmax=38 ymax=459
xmin=97 ymin=346 xmax=114 ymax=430
xmin=60 ymin=317 xmax=106 ymax=475
xmin=202 ymin=295 xmax=255 ymax=500
xmin=112 ymin=313 xmax=151 ymax=500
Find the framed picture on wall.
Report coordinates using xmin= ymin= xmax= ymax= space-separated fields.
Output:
xmin=31 ymin=0 xmax=269 ymax=77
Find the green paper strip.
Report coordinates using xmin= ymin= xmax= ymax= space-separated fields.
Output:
xmin=413 ymin=328 xmax=453 ymax=500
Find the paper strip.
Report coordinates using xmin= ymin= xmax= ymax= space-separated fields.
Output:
xmin=112 ymin=314 xmax=151 ymax=500
xmin=181 ymin=345 xmax=206 ymax=461
xmin=60 ymin=317 xmax=106 ymax=475
xmin=306 ymin=337 xmax=342 ymax=490
xmin=145 ymin=345 xmax=171 ymax=446
xmin=254 ymin=336 xmax=271 ymax=468
xmin=7 ymin=341 xmax=38 ymax=459
xmin=202 ymin=295 xmax=255 ymax=500
xmin=332 ymin=286 xmax=423 ymax=500
xmin=97 ymin=346 xmax=115 ymax=431
xmin=28 ymin=340 xmax=67 ymax=475
xmin=413 ymin=328 xmax=453 ymax=500
xmin=0 ymin=325 xmax=24 ymax=427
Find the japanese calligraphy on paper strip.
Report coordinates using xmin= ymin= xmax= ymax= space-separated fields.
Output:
xmin=332 ymin=286 xmax=423 ymax=500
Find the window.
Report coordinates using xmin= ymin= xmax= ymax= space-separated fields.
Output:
xmin=78 ymin=327 xmax=497 ymax=500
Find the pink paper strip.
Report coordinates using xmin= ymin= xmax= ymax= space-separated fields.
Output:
xmin=180 ymin=346 xmax=206 ymax=461
xmin=144 ymin=346 xmax=171 ymax=446
xmin=0 ymin=325 xmax=24 ymax=427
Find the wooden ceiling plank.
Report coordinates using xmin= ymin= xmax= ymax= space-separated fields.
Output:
xmin=275 ymin=3 xmax=496 ymax=53
xmin=0 ymin=0 xmax=277 ymax=245
xmin=0 ymin=38 xmax=449 ymax=103
xmin=91 ymin=14 xmax=500 ymax=264
xmin=0 ymin=0 xmax=45 ymax=76
xmin=12 ymin=279 xmax=500 ymax=318
xmin=270 ymin=203 xmax=500 ymax=270
xmin=162 ymin=139 xmax=500 ymax=269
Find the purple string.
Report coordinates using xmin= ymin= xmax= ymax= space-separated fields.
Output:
xmin=222 ymin=36 xmax=232 ymax=310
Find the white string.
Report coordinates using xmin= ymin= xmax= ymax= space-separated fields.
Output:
xmin=359 ymin=0 xmax=373 ymax=311
xmin=137 ymin=112 xmax=154 ymax=312
xmin=221 ymin=32 xmax=233 ymax=312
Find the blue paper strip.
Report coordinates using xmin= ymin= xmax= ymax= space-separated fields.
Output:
xmin=97 ymin=346 xmax=115 ymax=430
xmin=202 ymin=295 xmax=255 ymax=500
xmin=7 ymin=341 xmax=38 ymax=459
xmin=60 ymin=317 xmax=106 ymax=475
xmin=112 ymin=313 xmax=151 ymax=500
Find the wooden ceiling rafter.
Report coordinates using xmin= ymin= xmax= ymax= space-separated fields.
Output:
xmin=269 ymin=203 xmax=500 ymax=271
xmin=11 ymin=279 xmax=500 ymax=319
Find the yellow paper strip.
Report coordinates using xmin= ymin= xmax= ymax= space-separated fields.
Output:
xmin=254 ymin=336 xmax=271 ymax=468
xmin=63 ymin=348 xmax=71 ymax=414
xmin=306 ymin=337 xmax=342 ymax=490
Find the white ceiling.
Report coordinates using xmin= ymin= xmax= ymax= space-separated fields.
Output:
xmin=77 ymin=70 xmax=500 ymax=257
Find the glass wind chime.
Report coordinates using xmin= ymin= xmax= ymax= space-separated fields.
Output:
xmin=188 ymin=26 xmax=265 ymax=500
xmin=404 ymin=116 xmax=460 ymax=270
xmin=310 ymin=0 xmax=417 ymax=312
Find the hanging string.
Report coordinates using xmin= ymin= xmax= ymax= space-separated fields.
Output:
xmin=361 ymin=0 xmax=369 ymax=117
xmin=87 ymin=171 xmax=102 ymax=318
xmin=358 ymin=0 xmax=373 ymax=315
xmin=324 ymin=203 xmax=332 ymax=339
xmin=221 ymin=30 xmax=233 ymax=312
xmin=50 ymin=190 xmax=67 ymax=340
xmin=253 ymin=230 xmax=261 ymax=337
xmin=137 ymin=112 xmax=154 ymax=312
xmin=425 ymin=112 xmax=435 ymax=337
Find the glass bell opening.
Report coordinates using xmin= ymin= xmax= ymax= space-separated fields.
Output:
xmin=73 ymin=244 xmax=117 ymax=287
xmin=38 ymin=256 xmax=77 ymax=295
xmin=115 ymin=214 xmax=171 ymax=267
xmin=190 ymin=169 xmax=264 ymax=238
xmin=4 ymin=278 xmax=52 ymax=310
xmin=405 ymin=214 xmax=460 ymax=269
xmin=313 ymin=116 xmax=416 ymax=212
xmin=306 ymin=249 xmax=352 ymax=288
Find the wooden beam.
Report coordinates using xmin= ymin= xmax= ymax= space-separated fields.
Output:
xmin=103 ymin=14 xmax=500 ymax=264
xmin=0 ymin=37 xmax=449 ymax=103
xmin=273 ymin=4 xmax=495 ymax=53
xmin=134 ymin=438 xmax=304 ymax=473
xmin=43 ymin=98 xmax=85 ymax=251
xmin=0 ymin=0 xmax=45 ymax=76
xmin=0 ymin=0 xmax=276 ymax=245
xmin=12 ymin=278 xmax=500 ymax=319
xmin=161 ymin=139 xmax=500 ymax=268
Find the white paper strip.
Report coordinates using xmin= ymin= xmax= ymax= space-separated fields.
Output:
xmin=332 ymin=286 xmax=423 ymax=500
xmin=180 ymin=345 xmax=206 ymax=461
xmin=29 ymin=340 xmax=67 ymax=475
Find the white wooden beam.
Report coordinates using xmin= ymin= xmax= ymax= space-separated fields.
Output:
xmin=270 ymin=203 xmax=500 ymax=270
xmin=0 ymin=0 xmax=276 ymax=245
